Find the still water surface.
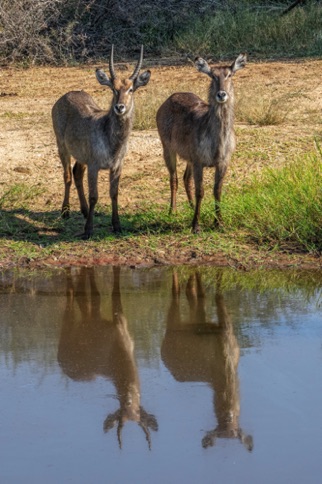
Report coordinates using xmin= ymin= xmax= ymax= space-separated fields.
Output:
xmin=1 ymin=266 xmax=322 ymax=484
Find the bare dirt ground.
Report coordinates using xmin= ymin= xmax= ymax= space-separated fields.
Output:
xmin=0 ymin=58 xmax=321 ymax=270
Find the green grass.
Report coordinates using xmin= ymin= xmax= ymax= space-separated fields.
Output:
xmin=0 ymin=147 xmax=322 ymax=267
xmin=0 ymin=183 xmax=44 ymax=210
xmin=221 ymin=145 xmax=322 ymax=252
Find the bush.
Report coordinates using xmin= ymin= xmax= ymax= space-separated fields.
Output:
xmin=174 ymin=2 xmax=322 ymax=58
xmin=0 ymin=0 xmax=63 ymax=64
xmin=0 ymin=0 xmax=218 ymax=64
xmin=0 ymin=1 xmax=321 ymax=65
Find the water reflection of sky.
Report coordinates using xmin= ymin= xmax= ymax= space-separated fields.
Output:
xmin=1 ymin=266 xmax=322 ymax=484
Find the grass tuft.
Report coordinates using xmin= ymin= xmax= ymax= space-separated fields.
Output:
xmin=221 ymin=146 xmax=322 ymax=251
xmin=0 ymin=184 xmax=44 ymax=210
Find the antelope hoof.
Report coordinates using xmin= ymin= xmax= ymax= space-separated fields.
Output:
xmin=192 ymin=224 xmax=200 ymax=234
xmin=214 ymin=217 xmax=222 ymax=229
xmin=113 ymin=224 xmax=122 ymax=234
xmin=81 ymin=208 xmax=89 ymax=219
xmin=61 ymin=206 xmax=70 ymax=219
xmin=81 ymin=231 xmax=92 ymax=240
xmin=82 ymin=223 xmax=93 ymax=239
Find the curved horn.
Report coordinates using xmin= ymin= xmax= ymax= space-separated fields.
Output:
xmin=109 ymin=44 xmax=117 ymax=80
xmin=117 ymin=419 xmax=124 ymax=449
xmin=129 ymin=45 xmax=144 ymax=80
xmin=139 ymin=408 xmax=158 ymax=450
xmin=139 ymin=421 xmax=152 ymax=451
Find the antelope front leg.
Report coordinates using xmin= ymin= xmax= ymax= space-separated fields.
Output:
xmin=83 ymin=168 xmax=98 ymax=239
xmin=59 ymin=149 xmax=72 ymax=218
xmin=169 ymin=171 xmax=178 ymax=213
xmin=163 ymin=148 xmax=178 ymax=213
xmin=110 ymin=167 xmax=122 ymax=233
xmin=183 ymin=163 xmax=194 ymax=208
xmin=186 ymin=273 xmax=206 ymax=324
xmin=192 ymin=165 xmax=204 ymax=234
xmin=73 ymin=161 xmax=88 ymax=218
xmin=214 ymin=164 xmax=228 ymax=228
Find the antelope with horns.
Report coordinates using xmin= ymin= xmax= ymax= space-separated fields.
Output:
xmin=52 ymin=46 xmax=151 ymax=239
xmin=156 ymin=54 xmax=246 ymax=233
xmin=161 ymin=270 xmax=253 ymax=451
xmin=58 ymin=266 xmax=158 ymax=449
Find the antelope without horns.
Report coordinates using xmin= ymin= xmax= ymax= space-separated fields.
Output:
xmin=52 ymin=45 xmax=151 ymax=239
xmin=156 ymin=53 xmax=246 ymax=233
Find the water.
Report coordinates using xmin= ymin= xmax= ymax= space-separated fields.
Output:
xmin=1 ymin=266 xmax=322 ymax=484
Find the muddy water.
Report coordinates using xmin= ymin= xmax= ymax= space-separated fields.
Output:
xmin=1 ymin=266 xmax=322 ymax=484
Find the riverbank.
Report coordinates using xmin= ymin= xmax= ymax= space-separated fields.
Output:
xmin=0 ymin=59 xmax=321 ymax=271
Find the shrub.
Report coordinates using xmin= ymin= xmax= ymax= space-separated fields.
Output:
xmin=1 ymin=1 xmax=321 ymax=65
xmin=0 ymin=0 xmax=63 ymax=64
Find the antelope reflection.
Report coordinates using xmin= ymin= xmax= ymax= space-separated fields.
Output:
xmin=161 ymin=270 xmax=253 ymax=451
xmin=58 ymin=266 xmax=158 ymax=449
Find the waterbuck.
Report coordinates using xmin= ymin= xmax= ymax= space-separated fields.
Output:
xmin=58 ymin=266 xmax=158 ymax=449
xmin=52 ymin=45 xmax=151 ymax=239
xmin=161 ymin=270 xmax=253 ymax=451
xmin=156 ymin=53 xmax=246 ymax=233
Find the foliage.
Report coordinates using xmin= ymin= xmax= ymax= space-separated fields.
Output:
xmin=175 ymin=2 xmax=322 ymax=59
xmin=0 ymin=0 xmax=321 ymax=64
xmin=0 ymin=0 xmax=63 ymax=64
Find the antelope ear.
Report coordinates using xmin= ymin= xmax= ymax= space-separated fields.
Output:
xmin=239 ymin=430 xmax=254 ymax=452
xmin=95 ymin=68 xmax=114 ymax=89
xmin=231 ymin=53 xmax=247 ymax=73
xmin=195 ymin=57 xmax=212 ymax=77
xmin=133 ymin=70 xmax=151 ymax=91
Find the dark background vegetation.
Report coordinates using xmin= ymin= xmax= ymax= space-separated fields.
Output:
xmin=0 ymin=0 xmax=321 ymax=65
